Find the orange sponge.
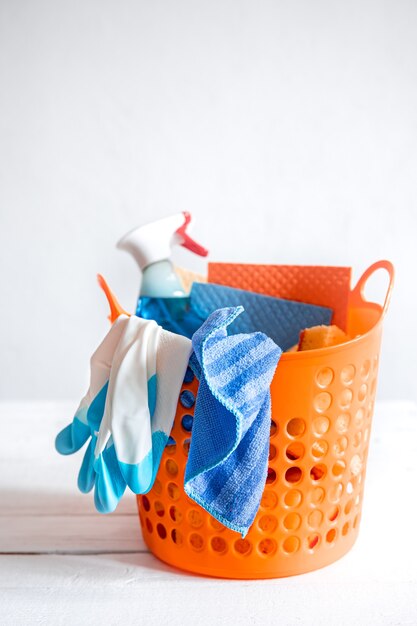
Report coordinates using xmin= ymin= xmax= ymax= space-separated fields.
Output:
xmin=298 ymin=325 xmax=349 ymax=351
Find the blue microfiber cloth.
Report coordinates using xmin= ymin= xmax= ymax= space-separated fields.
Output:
xmin=190 ymin=282 xmax=333 ymax=351
xmin=184 ymin=306 xmax=282 ymax=537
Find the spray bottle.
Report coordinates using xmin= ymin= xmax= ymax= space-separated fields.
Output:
xmin=117 ymin=212 xmax=208 ymax=336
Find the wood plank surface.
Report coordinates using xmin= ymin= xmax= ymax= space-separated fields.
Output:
xmin=0 ymin=554 xmax=416 ymax=626
xmin=0 ymin=401 xmax=416 ymax=625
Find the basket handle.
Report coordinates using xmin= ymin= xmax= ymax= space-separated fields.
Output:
xmin=350 ymin=260 xmax=395 ymax=317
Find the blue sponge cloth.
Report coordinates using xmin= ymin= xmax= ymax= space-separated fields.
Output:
xmin=136 ymin=282 xmax=333 ymax=349
xmin=190 ymin=282 xmax=333 ymax=351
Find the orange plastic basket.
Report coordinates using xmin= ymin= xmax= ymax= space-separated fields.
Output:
xmin=137 ymin=260 xmax=394 ymax=578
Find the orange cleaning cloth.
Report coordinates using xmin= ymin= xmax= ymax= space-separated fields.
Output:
xmin=208 ymin=264 xmax=351 ymax=330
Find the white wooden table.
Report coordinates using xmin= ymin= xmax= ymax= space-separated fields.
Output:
xmin=1 ymin=401 xmax=416 ymax=625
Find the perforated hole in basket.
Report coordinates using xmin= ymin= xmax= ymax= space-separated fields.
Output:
xmin=165 ymin=437 xmax=177 ymax=456
xmin=211 ymin=536 xmax=228 ymax=555
xmin=286 ymin=442 xmax=304 ymax=461
xmin=169 ymin=505 xmax=182 ymax=523
xmin=285 ymin=467 xmax=303 ymax=484
xmin=311 ymin=439 xmax=328 ymax=459
xmin=315 ymin=367 xmax=334 ymax=388
xmin=284 ymin=489 xmax=302 ymax=508
xmin=266 ymin=467 xmax=277 ymax=484
xmin=286 ymin=418 xmax=306 ymax=437
xmin=261 ymin=489 xmax=278 ymax=509
xmin=258 ymin=514 xmax=278 ymax=533
xmin=312 ymin=416 xmax=330 ymax=436
xmin=171 ymin=528 xmax=183 ymax=546
xmin=165 ymin=459 xmax=178 ymax=477
xmin=154 ymin=501 xmax=165 ymax=517
xmin=156 ymin=523 xmax=167 ymax=539
xmin=189 ymin=533 xmax=204 ymax=551
xmin=310 ymin=464 xmax=327 ymax=481
xmin=270 ymin=420 xmax=278 ymax=436
xmin=314 ymin=392 xmax=332 ymax=413
xmin=182 ymin=438 xmax=191 ymax=456
xmin=234 ymin=538 xmax=252 ymax=556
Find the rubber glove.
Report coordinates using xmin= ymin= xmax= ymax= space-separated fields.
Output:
xmin=55 ymin=315 xmax=129 ymax=456
xmin=93 ymin=315 xmax=191 ymax=500
xmin=56 ymin=314 xmax=191 ymax=514
xmin=55 ymin=316 xmax=129 ymax=500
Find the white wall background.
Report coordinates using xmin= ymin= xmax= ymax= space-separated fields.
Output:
xmin=0 ymin=0 xmax=416 ymax=402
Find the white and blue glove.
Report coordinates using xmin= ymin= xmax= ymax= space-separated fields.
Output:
xmin=56 ymin=315 xmax=191 ymax=512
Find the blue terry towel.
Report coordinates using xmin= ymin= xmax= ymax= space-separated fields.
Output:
xmin=190 ymin=282 xmax=333 ymax=351
xmin=185 ymin=306 xmax=282 ymax=537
